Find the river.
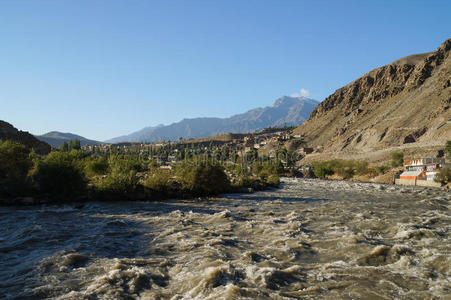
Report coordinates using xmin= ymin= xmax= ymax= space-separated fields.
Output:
xmin=1 ymin=178 xmax=450 ymax=299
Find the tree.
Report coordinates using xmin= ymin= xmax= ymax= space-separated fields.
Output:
xmin=312 ymin=161 xmax=334 ymax=179
xmin=0 ymin=140 xmax=33 ymax=195
xmin=446 ymin=141 xmax=451 ymax=157
xmin=391 ymin=152 xmax=404 ymax=167
xmin=176 ymin=161 xmax=230 ymax=196
xmin=245 ymin=148 xmax=258 ymax=163
xmin=434 ymin=167 xmax=451 ymax=184
xmin=69 ymin=139 xmax=81 ymax=151
xmin=96 ymin=155 xmax=138 ymax=193
xmin=31 ymin=151 xmax=87 ymax=196
xmin=59 ymin=141 xmax=69 ymax=152
xmin=84 ymin=157 xmax=109 ymax=177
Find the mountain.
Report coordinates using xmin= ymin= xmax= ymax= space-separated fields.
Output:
xmin=106 ymin=96 xmax=319 ymax=143
xmin=106 ymin=124 xmax=164 ymax=144
xmin=0 ymin=120 xmax=51 ymax=155
xmin=293 ymin=38 xmax=451 ymax=153
xmin=36 ymin=132 xmax=101 ymax=148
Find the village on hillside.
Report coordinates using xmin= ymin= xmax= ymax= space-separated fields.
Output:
xmin=82 ymin=126 xmax=451 ymax=187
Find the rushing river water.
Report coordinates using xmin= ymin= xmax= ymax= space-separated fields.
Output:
xmin=1 ymin=179 xmax=450 ymax=299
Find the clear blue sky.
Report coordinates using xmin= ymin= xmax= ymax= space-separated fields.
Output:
xmin=1 ymin=0 xmax=450 ymax=141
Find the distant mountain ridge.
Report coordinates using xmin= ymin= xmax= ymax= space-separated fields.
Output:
xmin=0 ymin=120 xmax=51 ymax=154
xmin=106 ymin=96 xmax=319 ymax=143
xmin=36 ymin=132 xmax=101 ymax=148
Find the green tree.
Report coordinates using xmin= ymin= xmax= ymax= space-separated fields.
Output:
xmin=312 ymin=161 xmax=334 ymax=179
xmin=69 ymin=139 xmax=81 ymax=151
xmin=59 ymin=141 xmax=69 ymax=152
xmin=96 ymin=155 xmax=138 ymax=193
xmin=31 ymin=151 xmax=87 ymax=196
xmin=434 ymin=167 xmax=451 ymax=184
xmin=144 ymin=169 xmax=173 ymax=195
xmin=84 ymin=157 xmax=109 ymax=177
xmin=245 ymin=148 xmax=258 ymax=163
xmin=0 ymin=140 xmax=33 ymax=195
xmin=446 ymin=141 xmax=451 ymax=157
xmin=266 ymin=175 xmax=280 ymax=186
xmin=391 ymin=152 xmax=404 ymax=167
xmin=375 ymin=165 xmax=389 ymax=175
xmin=176 ymin=161 xmax=230 ymax=196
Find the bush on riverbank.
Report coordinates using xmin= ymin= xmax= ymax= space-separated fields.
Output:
xmin=0 ymin=139 xmax=283 ymax=203
xmin=95 ymin=155 xmax=139 ymax=194
xmin=434 ymin=167 xmax=451 ymax=184
xmin=0 ymin=140 xmax=33 ymax=196
xmin=266 ymin=175 xmax=280 ymax=186
xmin=143 ymin=169 xmax=176 ymax=197
xmin=176 ymin=161 xmax=231 ymax=196
xmin=391 ymin=152 xmax=404 ymax=167
xmin=375 ymin=165 xmax=389 ymax=175
xmin=84 ymin=157 xmax=109 ymax=177
xmin=311 ymin=160 xmax=369 ymax=179
xmin=31 ymin=151 xmax=87 ymax=197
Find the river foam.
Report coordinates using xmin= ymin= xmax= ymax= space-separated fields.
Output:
xmin=0 ymin=178 xmax=450 ymax=299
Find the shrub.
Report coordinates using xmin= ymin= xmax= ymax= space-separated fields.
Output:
xmin=31 ymin=151 xmax=87 ymax=196
xmin=0 ymin=140 xmax=33 ymax=195
xmin=312 ymin=161 xmax=334 ymax=179
xmin=233 ymin=175 xmax=254 ymax=188
xmin=84 ymin=157 xmax=109 ymax=177
xmin=446 ymin=141 xmax=451 ymax=157
xmin=309 ymin=159 xmax=369 ymax=179
xmin=261 ymin=160 xmax=285 ymax=175
xmin=245 ymin=149 xmax=258 ymax=162
xmin=176 ymin=161 xmax=231 ymax=196
xmin=391 ymin=152 xmax=404 ymax=167
xmin=375 ymin=165 xmax=389 ymax=175
xmin=354 ymin=161 xmax=369 ymax=175
xmin=234 ymin=163 xmax=249 ymax=176
xmin=96 ymin=156 xmax=138 ymax=193
xmin=257 ymin=169 xmax=269 ymax=181
xmin=434 ymin=168 xmax=451 ymax=184
xmin=266 ymin=175 xmax=280 ymax=186
xmin=337 ymin=165 xmax=354 ymax=179
xmin=329 ymin=160 xmax=353 ymax=179
xmin=143 ymin=170 xmax=173 ymax=195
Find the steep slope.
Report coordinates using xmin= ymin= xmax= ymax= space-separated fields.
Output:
xmin=107 ymin=96 xmax=318 ymax=142
xmin=36 ymin=132 xmax=101 ymax=148
xmin=0 ymin=121 xmax=51 ymax=154
xmin=294 ymin=39 xmax=451 ymax=152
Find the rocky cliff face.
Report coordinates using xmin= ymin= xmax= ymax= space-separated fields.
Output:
xmin=0 ymin=121 xmax=51 ymax=154
xmin=295 ymin=39 xmax=451 ymax=152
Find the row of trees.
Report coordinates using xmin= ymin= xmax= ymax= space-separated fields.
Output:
xmin=0 ymin=138 xmax=283 ymax=202
xmin=59 ymin=139 xmax=81 ymax=152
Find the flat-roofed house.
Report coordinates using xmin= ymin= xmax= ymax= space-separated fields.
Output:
xmin=399 ymin=170 xmax=423 ymax=180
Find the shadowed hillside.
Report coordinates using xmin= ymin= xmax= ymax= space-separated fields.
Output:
xmin=0 ymin=121 xmax=51 ymax=154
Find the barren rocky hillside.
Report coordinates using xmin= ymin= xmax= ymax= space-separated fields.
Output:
xmin=294 ymin=39 xmax=451 ymax=154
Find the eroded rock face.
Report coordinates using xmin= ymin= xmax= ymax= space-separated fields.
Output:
xmin=295 ymin=39 xmax=451 ymax=151
xmin=0 ymin=120 xmax=51 ymax=154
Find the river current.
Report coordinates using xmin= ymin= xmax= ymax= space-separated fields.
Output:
xmin=1 ymin=178 xmax=450 ymax=299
